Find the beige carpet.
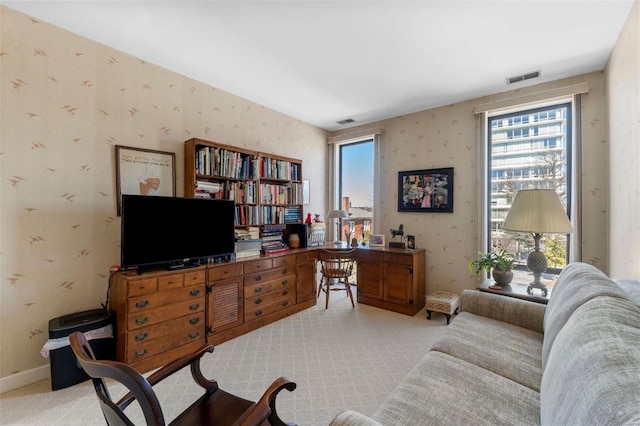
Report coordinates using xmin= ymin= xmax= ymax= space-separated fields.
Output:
xmin=0 ymin=294 xmax=448 ymax=425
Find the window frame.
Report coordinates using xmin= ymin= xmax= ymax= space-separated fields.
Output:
xmin=485 ymin=101 xmax=574 ymax=274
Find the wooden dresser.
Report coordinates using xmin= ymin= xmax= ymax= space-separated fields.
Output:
xmin=112 ymin=251 xmax=317 ymax=372
xmin=111 ymin=246 xmax=426 ymax=372
xmin=356 ymin=247 xmax=426 ymax=316
xmin=110 ymin=267 xmax=207 ymax=373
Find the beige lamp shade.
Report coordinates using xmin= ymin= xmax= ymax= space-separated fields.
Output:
xmin=502 ymin=189 xmax=573 ymax=234
xmin=327 ymin=210 xmax=349 ymax=244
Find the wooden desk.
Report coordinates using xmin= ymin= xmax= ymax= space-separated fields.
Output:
xmin=478 ymin=279 xmax=550 ymax=304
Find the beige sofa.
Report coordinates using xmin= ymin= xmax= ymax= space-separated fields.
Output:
xmin=330 ymin=262 xmax=640 ymax=425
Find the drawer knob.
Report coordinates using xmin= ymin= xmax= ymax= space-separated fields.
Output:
xmin=189 ymin=303 xmax=200 ymax=311
xmin=189 ymin=317 xmax=200 ymax=325
xmin=282 ymin=301 xmax=288 ymax=307
xmin=135 ymin=316 xmax=149 ymax=325
xmin=135 ymin=332 xmax=149 ymax=341
xmin=190 ymin=289 xmax=200 ymax=296
xmin=282 ymin=269 xmax=288 ymax=275
xmin=255 ymin=275 xmax=262 ymax=281
xmin=282 ymin=279 xmax=288 ymax=285
xmin=255 ymin=310 xmax=262 ymax=316
xmin=135 ymin=299 xmax=150 ymax=309
xmin=189 ymin=332 xmax=200 ymax=339
xmin=255 ymin=287 xmax=262 ymax=293
xmin=135 ymin=349 xmax=148 ymax=358
xmin=255 ymin=298 xmax=262 ymax=305
xmin=282 ymin=290 xmax=288 ymax=296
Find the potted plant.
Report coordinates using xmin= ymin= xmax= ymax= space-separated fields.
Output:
xmin=468 ymin=249 xmax=514 ymax=286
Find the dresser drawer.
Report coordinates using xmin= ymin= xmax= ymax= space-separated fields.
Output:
xmin=273 ymin=254 xmax=295 ymax=268
xmin=126 ymin=312 xmax=204 ymax=347
xmin=244 ymin=275 xmax=294 ymax=298
xmin=184 ymin=269 xmax=206 ymax=286
xmin=127 ymin=277 xmax=158 ymax=297
xmin=126 ymin=322 xmax=204 ymax=362
xmin=297 ymin=251 xmax=317 ymax=263
xmin=358 ymin=250 xmax=385 ymax=262
xmin=208 ymin=263 xmax=243 ymax=281
xmin=244 ymin=266 xmax=295 ymax=286
xmin=127 ymin=297 xmax=205 ymax=331
xmin=384 ymin=253 xmax=413 ymax=266
xmin=158 ymin=273 xmax=184 ymax=291
xmin=244 ymin=294 xmax=296 ymax=322
xmin=128 ymin=285 xmax=204 ymax=313
xmin=243 ymin=258 xmax=273 ymax=274
xmin=245 ymin=287 xmax=295 ymax=310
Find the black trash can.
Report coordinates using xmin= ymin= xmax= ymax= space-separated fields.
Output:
xmin=48 ymin=309 xmax=115 ymax=391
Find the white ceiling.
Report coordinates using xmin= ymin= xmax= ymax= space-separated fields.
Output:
xmin=3 ymin=1 xmax=634 ymax=131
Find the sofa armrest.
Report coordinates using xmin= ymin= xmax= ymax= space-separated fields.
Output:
xmin=329 ymin=410 xmax=385 ymax=426
xmin=460 ymin=289 xmax=546 ymax=333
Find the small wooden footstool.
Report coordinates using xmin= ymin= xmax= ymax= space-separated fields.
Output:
xmin=426 ymin=291 xmax=460 ymax=325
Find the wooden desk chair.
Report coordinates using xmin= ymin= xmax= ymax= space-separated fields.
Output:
xmin=69 ymin=331 xmax=296 ymax=426
xmin=317 ymin=249 xmax=356 ymax=309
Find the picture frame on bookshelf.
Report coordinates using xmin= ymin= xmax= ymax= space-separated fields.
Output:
xmin=115 ymin=145 xmax=176 ymax=215
xmin=369 ymin=234 xmax=385 ymax=247
xmin=398 ymin=167 xmax=454 ymax=213
xmin=302 ymin=180 xmax=310 ymax=205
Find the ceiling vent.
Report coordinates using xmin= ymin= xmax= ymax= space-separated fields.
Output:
xmin=336 ymin=118 xmax=355 ymax=125
xmin=506 ymin=70 xmax=541 ymax=85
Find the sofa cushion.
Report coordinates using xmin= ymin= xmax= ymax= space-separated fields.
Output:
xmin=542 ymin=262 xmax=631 ymax=369
xmin=371 ymin=351 xmax=540 ymax=426
xmin=431 ymin=311 xmax=543 ymax=391
xmin=541 ymin=296 xmax=640 ymax=425
xmin=460 ymin=289 xmax=545 ymax=333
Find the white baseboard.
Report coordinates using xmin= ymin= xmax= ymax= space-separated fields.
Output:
xmin=0 ymin=364 xmax=50 ymax=394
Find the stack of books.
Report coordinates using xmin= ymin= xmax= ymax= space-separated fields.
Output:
xmin=195 ymin=181 xmax=222 ymax=199
xmin=260 ymin=224 xmax=288 ymax=254
xmin=235 ymin=227 xmax=262 ymax=259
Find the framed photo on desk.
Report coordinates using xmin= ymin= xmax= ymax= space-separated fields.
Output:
xmin=369 ymin=234 xmax=385 ymax=247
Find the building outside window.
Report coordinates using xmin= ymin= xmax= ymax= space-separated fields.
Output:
xmin=338 ymin=139 xmax=374 ymax=243
xmin=488 ymin=102 xmax=572 ymax=281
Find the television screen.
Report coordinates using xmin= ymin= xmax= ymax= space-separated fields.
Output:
xmin=121 ymin=195 xmax=235 ymax=270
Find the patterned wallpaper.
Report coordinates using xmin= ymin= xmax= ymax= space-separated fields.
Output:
xmin=2 ymin=2 xmax=637 ymax=387
xmin=0 ymin=6 xmax=327 ymax=381
xmin=606 ymin=0 xmax=640 ymax=278
xmin=331 ymin=71 xmax=610 ymax=296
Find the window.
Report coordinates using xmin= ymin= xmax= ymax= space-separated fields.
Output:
xmin=487 ymin=102 xmax=572 ymax=278
xmin=336 ymin=139 xmax=374 ymax=242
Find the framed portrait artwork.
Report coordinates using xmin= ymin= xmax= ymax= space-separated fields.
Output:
xmin=369 ymin=234 xmax=385 ymax=247
xmin=115 ymin=145 xmax=176 ymax=215
xmin=398 ymin=167 xmax=454 ymax=213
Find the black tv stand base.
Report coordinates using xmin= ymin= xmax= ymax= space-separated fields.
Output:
xmin=167 ymin=261 xmax=202 ymax=271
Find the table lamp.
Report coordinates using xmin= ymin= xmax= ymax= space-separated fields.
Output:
xmin=327 ymin=209 xmax=349 ymax=245
xmin=502 ymin=189 xmax=573 ymax=295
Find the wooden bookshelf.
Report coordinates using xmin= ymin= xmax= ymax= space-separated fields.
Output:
xmin=184 ymin=138 xmax=303 ymax=226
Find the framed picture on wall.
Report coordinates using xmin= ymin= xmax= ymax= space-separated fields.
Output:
xmin=115 ymin=145 xmax=176 ymax=215
xmin=398 ymin=167 xmax=454 ymax=213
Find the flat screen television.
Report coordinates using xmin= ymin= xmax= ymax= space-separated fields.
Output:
xmin=120 ymin=194 xmax=235 ymax=271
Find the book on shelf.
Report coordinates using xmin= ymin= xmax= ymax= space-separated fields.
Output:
xmin=235 ymin=249 xmax=262 ymax=259
xmin=235 ymin=239 xmax=263 ymax=252
xmin=263 ymin=246 xmax=289 ymax=255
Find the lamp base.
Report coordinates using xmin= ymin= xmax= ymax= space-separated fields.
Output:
xmin=526 ymin=246 xmax=549 ymax=297
xmin=527 ymin=281 xmax=549 ymax=297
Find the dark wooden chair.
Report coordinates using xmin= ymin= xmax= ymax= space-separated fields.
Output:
xmin=69 ymin=331 xmax=296 ymax=426
xmin=317 ymin=249 xmax=357 ymax=309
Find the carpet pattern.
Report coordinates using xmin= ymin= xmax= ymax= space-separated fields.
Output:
xmin=1 ymin=295 xmax=447 ymax=425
